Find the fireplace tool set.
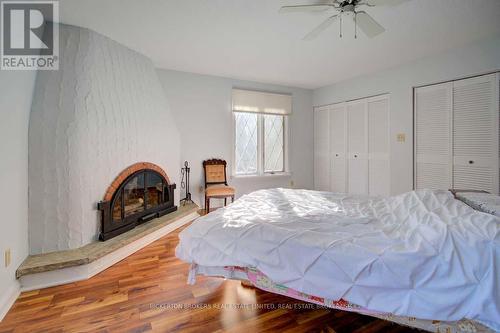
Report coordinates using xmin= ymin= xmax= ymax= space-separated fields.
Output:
xmin=180 ymin=161 xmax=192 ymax=205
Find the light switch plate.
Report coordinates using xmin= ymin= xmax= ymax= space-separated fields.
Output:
xmin=397 ymin=133 xmax=406 ymax=143
xmin=5 ymin=249 xmax=11 ymax=267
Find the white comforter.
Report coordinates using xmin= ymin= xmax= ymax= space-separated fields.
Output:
xmin=176 ymin=189 xmax=500 ymax=331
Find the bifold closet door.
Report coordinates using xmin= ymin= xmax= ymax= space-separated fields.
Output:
xmin=314 ymin=106 xmax=330 ymax=191
xmin=368 ymin=96 xmax=390 ymax=196
xmin=347 ymin=101 xmax=368 ymax=194
xmin=415 ymin=83 xmax=453 ymax=190
xmin=329 ymin=104 xmax=347 ymax=192
xmin=452 ymin=74 xmax=499 ymax=194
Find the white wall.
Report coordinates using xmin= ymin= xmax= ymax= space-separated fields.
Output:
xmin=313 ymin=35 xmax=500 ymax=195
xmin=29 ymin=24 xmax=181 ymax=254
xmin=0 ymin=69 xmax=36 ymax=318
xmin=157 ymin=69 xmax=314 ymax=207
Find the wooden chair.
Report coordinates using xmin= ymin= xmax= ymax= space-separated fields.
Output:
xmin=203 ymin=159 xmax=235 ymax=213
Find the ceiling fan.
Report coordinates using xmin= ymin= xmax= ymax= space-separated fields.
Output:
xmin=280 ymin=0 xmax=409 ymax=40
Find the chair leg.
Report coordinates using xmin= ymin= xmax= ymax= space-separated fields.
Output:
xmin=224 ymin=198 xmax=227 ymax=206
xmin=206 ymin=197 xmax=210 ymax=213
xmin=232 ymin=196 xmax=234 ymax=203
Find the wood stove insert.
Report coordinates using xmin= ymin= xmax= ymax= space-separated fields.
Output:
xmin=98 ymin=163 xmax=177 ymax=241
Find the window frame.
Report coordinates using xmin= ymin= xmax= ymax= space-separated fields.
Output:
xmin=232 ymin=111 xmax=289 ymax=177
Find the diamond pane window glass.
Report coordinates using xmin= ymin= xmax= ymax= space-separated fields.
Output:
xmin=264 ymin=115 xmax=284 ymax=172
xmin=235 ymin=112 xmax=258 ymax=174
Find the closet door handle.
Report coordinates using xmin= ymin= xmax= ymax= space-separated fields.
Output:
xmin=468 ymin=160 xmax=474 ymax=165
xmin=354 ymin=154 xmax=358 ymax=158
xmin=335 ymin=154 xmax=339 ymax=157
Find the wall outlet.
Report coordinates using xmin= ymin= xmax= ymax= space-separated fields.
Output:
xmin=199 ymin=185 xmax=204 ymax=193
xmin=396 ymin=133 xmax=406 ymax=143
xmin=4 ymin=249 xmax=11 ymax=267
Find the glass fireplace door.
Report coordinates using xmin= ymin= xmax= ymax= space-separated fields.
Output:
xmin=146 ymin=172 xmax=164 ymax=209
xmin=100 ymin=168 xmax=177 ymax=241
xmin=123 ymin=173 xmax=145 ymax=217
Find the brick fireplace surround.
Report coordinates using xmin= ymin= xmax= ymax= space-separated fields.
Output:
xmin=103 ymin=162 xmax=170 ymax=201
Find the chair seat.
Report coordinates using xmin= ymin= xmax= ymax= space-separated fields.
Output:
xmin=206 ymin=186 xmax=235 ymax=198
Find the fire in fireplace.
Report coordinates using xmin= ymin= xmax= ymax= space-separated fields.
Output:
xmin=98 ymin=162 xmax=177 ymax=240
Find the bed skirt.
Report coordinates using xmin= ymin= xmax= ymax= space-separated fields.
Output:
xmin=189 ymin=264 xmax=491 ymax=333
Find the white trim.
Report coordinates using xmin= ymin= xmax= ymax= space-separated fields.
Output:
xmin=19 ymin=211 xmax=199 ymax=292
xmin=450 ymin=81 xmax=454 ymax=191
xmin=257 ymin=112 xmax=264 ymax=173
xmin=314 ymin=92 xmax=390 ymax=109
xmin=413 ymin=70 xmax=500 ymax=90
xmin=385 ymin=94 xmax=392 ymax=195
xmin=284 ymin=114 xmax=290 ymax=174
xmin=413 ymin=87 xmax=417 ymax=190
xmin=231 ymin=109 xmax=236 ymax=177
xmin=0 ymin=280 xmax=20 ymax=322
xmin=343 ymin=102 xmax=348 ymax=193
xmin=497 ymin=72 xmax=500 ymax=194
xmin=231 ymin=172 xmax=292 ymax=180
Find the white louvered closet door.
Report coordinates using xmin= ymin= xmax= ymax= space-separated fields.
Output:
xmin=314 ymin=106 xmax=330 ymax=191
xmin=452 ymin=74 xmax=499 ymax=194
xmin=329 ymin=104 xmax=347 ymax=192
xmin=347 ymin=100 xmax=368 ymax=194
xmin=368 ymin=96 xmax=390 ymax=196
xmin=415 ymin=83 xmax=453 ymax=190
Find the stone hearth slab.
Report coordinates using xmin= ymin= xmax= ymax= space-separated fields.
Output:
xmin=17 ymin=203 xmax=198 ymax=278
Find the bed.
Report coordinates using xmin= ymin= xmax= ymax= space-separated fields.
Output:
xmin=175 ymin=188 xmax=500 ymax=332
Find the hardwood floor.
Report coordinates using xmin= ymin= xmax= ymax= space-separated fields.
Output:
xmin=0 ymin=221 xmax=417 ymax=333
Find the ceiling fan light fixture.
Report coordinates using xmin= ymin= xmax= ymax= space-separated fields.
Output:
xmin=281 ymin=0 xmax=407 ymax=40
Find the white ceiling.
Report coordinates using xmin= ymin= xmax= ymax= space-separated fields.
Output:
xmin=58 ymin=0 xmax=500 ymax=89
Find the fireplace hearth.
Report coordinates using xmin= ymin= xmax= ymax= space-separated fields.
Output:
xmin=98 ymin=163 xmax=177 ymax=240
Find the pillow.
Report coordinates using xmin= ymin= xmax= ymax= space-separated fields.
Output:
xmin=453 ymin=190 xmax=500 ymax=217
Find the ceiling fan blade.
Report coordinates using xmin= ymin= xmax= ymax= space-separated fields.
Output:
xmin=279 ymin=4 xmax=334 ymax=13
xmin=355 ymin=11 xmax=385 ymax=38
xmin=365 ymin=0 xmax=410 ymax=6
xmin=303 ymin=15 xmax=338 ymax=40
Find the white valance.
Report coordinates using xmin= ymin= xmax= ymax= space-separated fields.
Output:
xmin=232 ymin=89 xmax=292 ymax=115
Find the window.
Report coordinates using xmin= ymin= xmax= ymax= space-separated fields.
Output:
xmin=232 ymin=89 xmax=291 ymax=176
xmin=234 ymin=112 xmax=258 ymax=174
xmin=264 ymin=114 xmax=284 ymax=172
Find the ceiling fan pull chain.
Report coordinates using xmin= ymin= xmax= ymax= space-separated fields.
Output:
xmin=340 ymin=14 xmax=342 ymax=38
xmin=354 ymin=12 xmax=357 ymax=39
